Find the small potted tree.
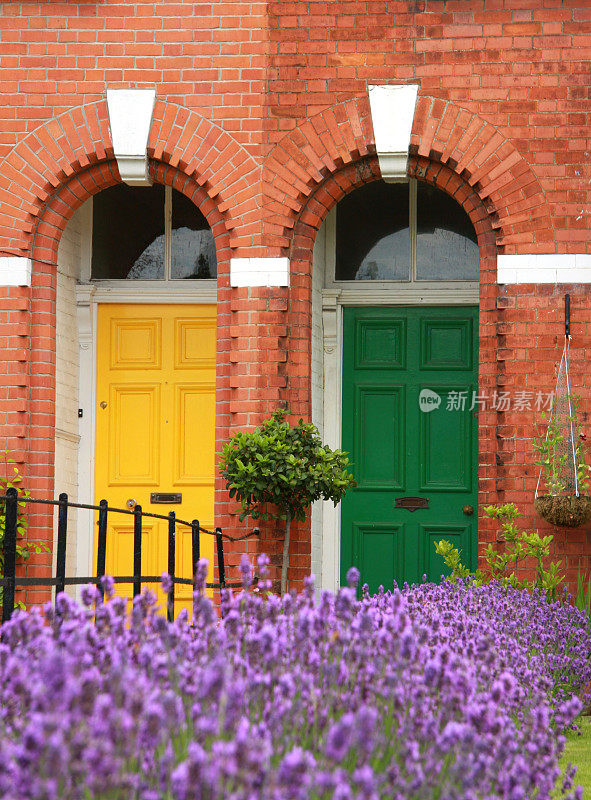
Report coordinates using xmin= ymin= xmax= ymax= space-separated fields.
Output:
xmin=220 ymin=410 xmax=355 ymax=594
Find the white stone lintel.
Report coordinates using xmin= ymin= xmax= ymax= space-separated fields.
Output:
xmin=230 ymin=257 xmax=290 ymax=288
xmin=497 ymin=254 xmax=591 ymax=284
xmin=0 ymin=256 xmax=32 ymax=287
xmin=368 ymin=84 xmax=419 ymax=181
xmin=106 ymin=88 xmax=156 ymax=187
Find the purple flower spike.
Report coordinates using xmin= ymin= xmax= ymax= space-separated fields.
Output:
xmin=257 ymin=552 xmax=270 ymax=572
xmin=193 ymin=558 xmax=209 ymax=592
xmin=325 ymin=713 xmax=355 ymax=761
xmin=239 ymin=554 xmax=252 ymax=589
xmin=346 ymin=566 xmax=360 ymax=589
xmin=0 ymin=554 xmax=588 ymax=800
xmin=81 ymin=582 xmax=99 ymax=606
xmin=160 ymin=572 xmax=173 ymax=594
xmin=100 ymin=575 xmax=115 ymax=597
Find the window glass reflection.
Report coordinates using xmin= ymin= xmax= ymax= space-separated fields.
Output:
xmin=416 ymin=183 xmax=478 ymax=280
xmin=91 ymin=184 xmax=216 ymax=280
xmin=170 ymin=190 xmax=217 ymax=279
xmin=127 ymin=235 xmax=165 ymax=279
xmin=92 ymin=184 xmax=165 ymax=280
xmin=336 ymin=182 xmax=410 ymax=281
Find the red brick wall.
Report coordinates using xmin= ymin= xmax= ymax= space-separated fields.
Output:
xmin=266 ymin=0 xmax=590 ymax=254
xmin=0 ymin=0 xmax=589 ymax=600
xmin=486 ymin=283 xmax=591 ymax=590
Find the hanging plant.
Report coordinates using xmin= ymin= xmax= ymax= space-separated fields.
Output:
xmin=533 ymin=295 xmax=591 ymax=528
xmin=533 ymin=398 xmax=591 ymax=527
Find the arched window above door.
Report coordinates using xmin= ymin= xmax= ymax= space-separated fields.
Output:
xmin=91 ymin=184 xmax=217 ymax=281
xmin=335 ymin=179 xmax=478 ymax=283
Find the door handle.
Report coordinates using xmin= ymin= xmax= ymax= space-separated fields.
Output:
xmin=463 ymin=504 xmax=474 ymax=516
xmin=126 ymin=498 xmax=137 ymax=509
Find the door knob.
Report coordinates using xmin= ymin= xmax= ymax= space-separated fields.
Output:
xmin=100 ymin=401 xmax=108 ymax=410
xmin=463 ymin=504 xmax=474 ymax=516
xmin=126 ymin=498 xmax=137 ymax=509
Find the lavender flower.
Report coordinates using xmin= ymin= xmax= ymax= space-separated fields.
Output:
xmin=193 ymin=558 xmax=209 ymax=592
xmin=346 ymin=566 xmax=360 ymax=589
xmin=325 ymin=713 xmax=355 ymax=761
xmin=239 ymin=554 xmax=253 ymax=589
xmin=100 ymin=575 xmax=115 ymax=597
xmin=160 ymin=572 xmax=173 ymax=594
xmin=0 ymin=561 xmax=588 ymax=800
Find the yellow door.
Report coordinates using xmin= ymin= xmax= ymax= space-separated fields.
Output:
xmin=95 ymin=303 xmax=216 ymax=614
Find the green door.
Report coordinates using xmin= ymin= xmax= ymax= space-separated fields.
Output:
xmin=341 ymin=306 xmax=478 ymax=593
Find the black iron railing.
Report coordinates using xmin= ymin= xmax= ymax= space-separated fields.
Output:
xmin=0 ymin=487 xmax=259 ymax=624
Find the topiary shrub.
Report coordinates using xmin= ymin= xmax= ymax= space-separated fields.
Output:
xmin=219 ymin=410 xmax=355 ymax=593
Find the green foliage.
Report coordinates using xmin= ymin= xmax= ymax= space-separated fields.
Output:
xmin=432 ymin=540 xmax=472 ymax=581
xmin=560 ymin=717 xmax=591 ymax=797
xmin=575 ymin=562 xmax=591 ymax=617
xmin=0 ymin=450 xmax=46 ymax=608
xmin=219 ymin=410 xmax=356 ymax=524
xmin=533 ymin=394 xmax=590 ymax=496
xmin=434 ymin=503 xmax=565 ymax=600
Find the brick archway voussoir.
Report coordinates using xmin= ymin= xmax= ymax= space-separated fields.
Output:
xmin=410 ymin=95 xmax=551 ymax=254
xmin=262 ymin=96 xmax=375 ymax=256
xmin=0 ymin=100 xmax=113 ymax=258
xmin=1 ymin=99 xmax=260 ymax=262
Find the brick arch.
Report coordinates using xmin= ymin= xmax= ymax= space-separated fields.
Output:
xmin=30 ymin=159 xmax=233 ymax=269
xmin=0 ymin=100 xmax=113 ymax=258
xmin=410 ymin=96 xmax=552 ymax=253
xmin=0 ymin=101 xmax=247 ymax=605
xmin=262 ymin=96 xmax=374 ymax=254
xmin=263 ymin=94 xmax=550 ymax=256
xmin=0 ymin=98 xmax=258 ymax=260
xmin=290 ymin=155 xmax=497 ymax=268
xmin=287 ymin=155 xmax=497 ymax=431
xmin=22 ymin=157 xmax=235 ymax=609
xmin=284 ymin=156 xmax=500 ymax=597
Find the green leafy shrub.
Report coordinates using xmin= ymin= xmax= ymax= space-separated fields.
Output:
xmin=219 ymin=410 xmax=355 ymax=593
xmin=435 ymin=503 xmax=564 ymax=599
xmin=0 ymin=450 xmax=46 ymax=609
xmin=575 ymin=563 xmax=591 ymax=617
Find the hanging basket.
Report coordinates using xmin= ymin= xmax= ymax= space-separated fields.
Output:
xmin=534 ymin=296 xmax=591 ymax=529
xmin=534 ymin=495 xmax=591 ymax=528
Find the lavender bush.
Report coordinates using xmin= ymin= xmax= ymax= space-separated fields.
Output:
xmin=0 ymin=558 xmax=589 ymax=800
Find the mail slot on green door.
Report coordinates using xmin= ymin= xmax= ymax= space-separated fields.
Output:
xmin=340 ymin=306 xmax=478 ymax=594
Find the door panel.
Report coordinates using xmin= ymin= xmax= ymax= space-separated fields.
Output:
xmin=110 ymin=384 xmax=161 ymax=484
xmin=95 ymin=304 xmax=216 ymax=614
xmin=419 ymin=384 xmax=472 ymax=491
xmin=354 ymin=385 xmax=405 ymax=489
xmin=420 ymin=318 xmax=473 ymax=370
xmin=341 ymin=306 xmax=478 ymax=593
xmin=355 ymin=318 xmax=406 ymax=370
xmin=352 ymin=522 xmax=405 ymax=595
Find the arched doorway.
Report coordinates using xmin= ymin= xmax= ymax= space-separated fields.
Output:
xmin=58 ymin=182 xmax=217 ymax=609
xmin=313 ymin=177 xmax=480 ymax=593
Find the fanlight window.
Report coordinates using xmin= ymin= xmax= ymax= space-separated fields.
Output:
xmin=335 ymin=179 xmax=478 ymax=282
xmin=91 ymin=184 xmax=217 ymax=281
